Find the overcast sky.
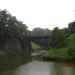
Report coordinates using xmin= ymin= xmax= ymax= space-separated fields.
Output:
xmin=0 ymin=0 xmax=75 ymax=30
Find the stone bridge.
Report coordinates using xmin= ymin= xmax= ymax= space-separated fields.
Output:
xmin=20 ymin=36 xmax=50 ymax=58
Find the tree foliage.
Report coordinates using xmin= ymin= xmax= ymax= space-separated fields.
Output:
xmin=0 ymin=9 xmax=27 ymax=45
xmin=30 ymin=27 xmax=52 ymax=37
xmin=49 ymin=27 xmax=65 ymax=48
xmin=62 ymin=28 xmax=69 ymax=37
xmin=68 ymin=21 xmax=75 ymax=34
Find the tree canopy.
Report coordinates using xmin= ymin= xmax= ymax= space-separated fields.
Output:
xmin=68 ymin=21 xmax=75 ymax=34
xmin=49 ymin=27 xmax=65 ymax=48
xmin=0 ymin=9 xmax=28 ymax=45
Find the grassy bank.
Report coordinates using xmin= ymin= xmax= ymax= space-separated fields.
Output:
xmin=44 ymin=33 xmax=75 ymax=61
xmin=31 ymin=42 xmax=41 ymax=49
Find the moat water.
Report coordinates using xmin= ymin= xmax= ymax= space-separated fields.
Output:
xmin=0 ymin=51 xmax=75 ymax=75
xmin=1 ymin=60 xmax=75 ymax=75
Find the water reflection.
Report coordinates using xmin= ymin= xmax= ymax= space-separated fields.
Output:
xmin=14 ymin=61 xmax=52 ymax=75
xmin=59 ymin=63 xmax=75 ymax=75
xmin=1 ymin=61 xmax=75 ymax=75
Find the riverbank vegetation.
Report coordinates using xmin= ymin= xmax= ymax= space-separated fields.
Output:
xmin=44 ymin=21 xmax=75 ymax=61
xmin=31 ymin=42 xmax=41 ymax=50
xmin=0 ymin=9 xmax=31 ymax=72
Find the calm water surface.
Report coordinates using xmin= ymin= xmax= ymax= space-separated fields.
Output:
xmin=1 ymin=60 xmax=75 ymax=75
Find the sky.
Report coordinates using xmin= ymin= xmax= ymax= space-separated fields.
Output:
xmin=0 ymin=0 xmax=75 ymax=30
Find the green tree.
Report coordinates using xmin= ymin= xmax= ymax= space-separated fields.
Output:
xmin=0 ymin=9 xmax=28 ymax=45
xmin=14 ymin=21 xmax=28 ymax=38
xmin=62 ymin=28 xmax=69 ymax=37
xmin=68 ymin=21 xmax=75 ymax=34
xmin=50 ymin=27 xmax=65 ymax=48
